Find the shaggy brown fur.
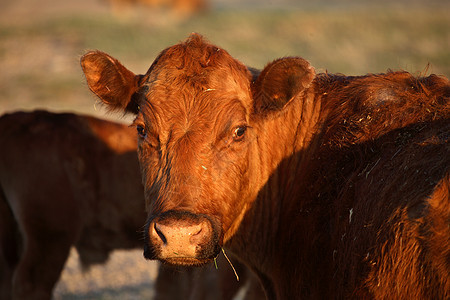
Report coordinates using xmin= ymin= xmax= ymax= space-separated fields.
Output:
xmin=81 ymin=33 xmax=449 ymax=299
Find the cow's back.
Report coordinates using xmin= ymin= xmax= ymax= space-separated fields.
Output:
xmin=251 ymin=72 xmax=450 ymax=298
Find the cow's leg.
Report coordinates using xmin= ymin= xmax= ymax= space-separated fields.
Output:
xmin=10 ymin=192 xmax=80 ymax=300
xmin=0 ymin=190 xmax=19 ymax=300
xmin=11 ymin=225 xmax=75 ymax=300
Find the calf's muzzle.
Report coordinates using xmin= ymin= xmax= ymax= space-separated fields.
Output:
xmin=144 ymin=210 xmax=221 ymax=266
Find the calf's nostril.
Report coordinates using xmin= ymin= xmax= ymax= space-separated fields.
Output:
xmin=154 ymin=223 xmax=167 ymax=244
xmin=189 ymin=222 xmax=209 ymax=245
xmin=190 ymin=227 xmax=202 ymax=236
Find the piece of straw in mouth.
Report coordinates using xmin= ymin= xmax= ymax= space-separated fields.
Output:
xmin=222 ymin=248 xmax=239 ymax=281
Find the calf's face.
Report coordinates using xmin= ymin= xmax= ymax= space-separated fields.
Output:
xmin=81 ymin=34 xmax=314 ymax=266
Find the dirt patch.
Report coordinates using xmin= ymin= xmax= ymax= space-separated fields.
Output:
xmin=54 ymin=249 xmax=158 ymax=299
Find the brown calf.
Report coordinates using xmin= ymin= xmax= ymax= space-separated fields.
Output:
xmin=81 ymin=33 xmax=450 ymax=299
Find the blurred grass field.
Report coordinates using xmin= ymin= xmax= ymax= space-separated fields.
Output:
xmin=1 ymin=0 xmax=449 ymax=119
xmin=0 ymin=0 xmax=449 ymax=299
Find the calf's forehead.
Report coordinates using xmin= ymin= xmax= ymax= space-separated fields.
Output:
xmin=139 ymin=38 xmax=253 ymax=115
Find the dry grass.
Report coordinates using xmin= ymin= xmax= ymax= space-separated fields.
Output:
xmin=1 ymin=0 xmax=449 ymax=120
xmin=0 ymin=0 xmax=448 ymax=298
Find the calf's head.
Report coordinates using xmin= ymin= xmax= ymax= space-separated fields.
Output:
xmin=81 ymin=34 xmax=315 ymax=266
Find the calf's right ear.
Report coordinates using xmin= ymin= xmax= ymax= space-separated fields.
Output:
xmin=81 ymin=51 xmax=141 ymax=114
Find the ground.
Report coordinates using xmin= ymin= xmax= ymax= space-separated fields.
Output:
xmin=54 ymin=249 xmax=157 ymax=299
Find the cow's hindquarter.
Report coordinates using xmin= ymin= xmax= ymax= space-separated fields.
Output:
xmin=0 ymin=112 xmax=85 ymax=299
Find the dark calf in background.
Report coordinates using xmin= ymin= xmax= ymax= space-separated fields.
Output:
xmin=0 ymin=110 xmax=145 ymax=299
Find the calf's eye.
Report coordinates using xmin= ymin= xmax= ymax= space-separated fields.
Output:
xmin=136 ymin=125 xmax=147 ymax=138
xmin=233 ymin=126 xmax=246 ymax=140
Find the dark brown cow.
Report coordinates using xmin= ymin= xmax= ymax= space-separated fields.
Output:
xmin=81 ymin=33 xmax=450 ymax=299
xmin=0 ymin=110 xmax=145 ymax=299
xmin=0 ymin=110 xmax=260 ymax=300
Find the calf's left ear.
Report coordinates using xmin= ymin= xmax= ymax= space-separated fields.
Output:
xmin=81 ymin=51 xmax=142 ymax=114
xmin=252 ymin=57 xmax=315 ymax=114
